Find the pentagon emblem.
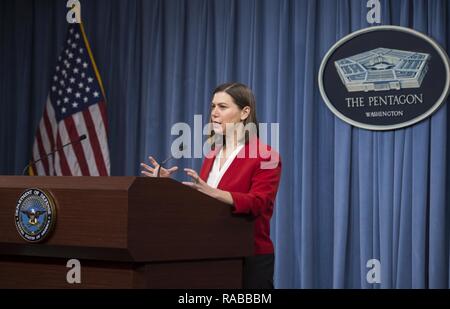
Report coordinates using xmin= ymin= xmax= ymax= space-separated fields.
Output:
xmin=335 ymin=48 xmax=431 ymax=93
xmin=319 ymin=26 xmax=450 ymax=130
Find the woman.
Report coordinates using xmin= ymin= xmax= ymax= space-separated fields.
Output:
xmin=141 ymin=82 xmax=282 ymax=288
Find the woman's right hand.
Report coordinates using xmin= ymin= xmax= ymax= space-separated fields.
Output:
xmin=140 ymin=156 xmax=178 ymax=178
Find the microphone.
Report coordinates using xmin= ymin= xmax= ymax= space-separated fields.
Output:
xmin=22 ymin=134 xmax=87 ymax=175
xmin=156 ymin=143 xmax=185 ymax=177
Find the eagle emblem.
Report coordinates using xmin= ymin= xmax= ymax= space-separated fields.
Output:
xmin=21 ymin=209 xmax=47 ymax=225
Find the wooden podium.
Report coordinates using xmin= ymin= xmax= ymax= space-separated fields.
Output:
xmin=0 ymin=176 xmax=253 ymax=288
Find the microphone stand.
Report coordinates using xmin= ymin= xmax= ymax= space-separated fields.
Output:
xmin=156 ymin=143 xmax=184 ymax=177
xmin=22 ymin=135 xmax=87 ymax=175
xmin=156 ymin=155 xmax=174 ymax=178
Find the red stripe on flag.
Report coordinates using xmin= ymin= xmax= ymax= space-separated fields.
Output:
xmin=35 ymin=130 xmax=50 ymax=175
xmin=82 ymin=109 xmax=108 ymax=176
xmin=43 ymin=109 xmax=56 ymax=175
xmin=43 ymin=108 xmax=55 ymax=156
xmin=56 ymin=131 xmax=72 ymax=175
xmin=98 ymin=101 xmax=109 ymax=134
xmin=64 ymin=117 xmax=90 ymax=176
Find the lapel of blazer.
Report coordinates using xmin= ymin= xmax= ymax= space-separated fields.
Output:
xmin=199 ymin=148 xmax=219 ymax=181
xmin=216 ymin=142 xmax=248 ymax=188
xmin=200 ymin=136 xmax=259 ymax=184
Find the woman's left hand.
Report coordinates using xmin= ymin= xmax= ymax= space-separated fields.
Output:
xmin=182 ymin=168 xmax=217 ymax=198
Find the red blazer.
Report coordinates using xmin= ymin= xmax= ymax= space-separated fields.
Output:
xmin=199 ymin=138 xmax=282 ymax=255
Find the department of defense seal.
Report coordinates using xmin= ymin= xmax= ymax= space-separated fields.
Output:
xmin=15 ymin=188 xmax=56 ymax=242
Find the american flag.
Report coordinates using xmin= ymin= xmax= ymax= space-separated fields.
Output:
xmin=31 ymin=24 xmax=110 ymax=176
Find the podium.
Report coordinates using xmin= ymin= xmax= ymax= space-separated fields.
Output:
xmin=0 ymin=176 xmax=253 ymax=288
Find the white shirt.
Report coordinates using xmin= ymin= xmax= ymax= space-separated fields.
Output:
xmin=206 ymin=144 xmax=245 ymax=188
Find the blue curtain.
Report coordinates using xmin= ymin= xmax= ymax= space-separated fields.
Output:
xmin=1 ymin=0 xmax=449 ymax=288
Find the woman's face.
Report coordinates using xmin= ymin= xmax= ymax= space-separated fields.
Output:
xmin=210 ymin=92 xmax=249 ymax=135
